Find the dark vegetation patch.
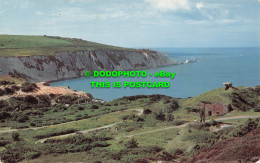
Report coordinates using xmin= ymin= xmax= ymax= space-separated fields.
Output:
xmin=230 ymin=87 xmax=260 ymax=111
xmin=21 ymin=82 xmax=39 ymax=92
xmin=0 ymin=133 xmax=112 ymax=163
xmin=184 ymin=119 xmax=260 ymax=163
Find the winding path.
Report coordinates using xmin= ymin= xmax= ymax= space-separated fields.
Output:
xmin=115 ymin=115 xmax=260 ymax=139
xmin=35 ymin=108 xmax=143 ymax=143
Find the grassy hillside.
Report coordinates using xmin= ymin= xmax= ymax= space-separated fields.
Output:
xmin=0 ymin=81 xmax=260 ymax=162
xmin=0 ymin=35 xmax=132 ymax=56
xmin=182 ymin=86 xmax=260 ymax=111
xmin=182 ymin=87 xmax=234 ymax=108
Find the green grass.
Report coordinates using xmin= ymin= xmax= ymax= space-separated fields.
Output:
xmin=0 ymin=35 xmax=133 ymax=56
xmin=0 ymin=75 xmax=26 ymax=84
xmin=0 ymin=35 xmax=72 ymax=48
xmin=1 ymin=88 xmax=259 ymax=162
xmin=182 ymin=87 xmax=234 ymax=108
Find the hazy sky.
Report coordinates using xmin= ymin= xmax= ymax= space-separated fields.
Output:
xmin=0 ymin=0 xmax=260 ymax=48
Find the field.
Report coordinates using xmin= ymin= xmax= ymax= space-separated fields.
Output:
xmin=0 ymin=83 xmax=260 ymax=162
xmin=0 ymin=35 xmax=133 ymax=57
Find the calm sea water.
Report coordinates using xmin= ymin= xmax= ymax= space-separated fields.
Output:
xmin=51 ymin=48 xmax=260 ymax=101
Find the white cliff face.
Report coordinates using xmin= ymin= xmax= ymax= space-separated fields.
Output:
xmin=0 ymin=49 xmax=174 ymax=82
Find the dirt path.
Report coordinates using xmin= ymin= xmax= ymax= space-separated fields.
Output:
xmin=213 ymin=116 xmax=260 ymax=121
xmin=115 ymin=115 xmax=260 ymax=139
xmin=35 ymin=108 xmax=143 ymax=143
xmin=36 ymin=122 xmax=121 ymax=143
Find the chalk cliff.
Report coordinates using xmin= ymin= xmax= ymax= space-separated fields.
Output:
xmin=0 ymin=49 xmax=175 ymax=82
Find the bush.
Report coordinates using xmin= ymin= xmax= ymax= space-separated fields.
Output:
xmin=0 ymin=111 xmax=11 ymax=120
xmin=189 ymin=122 xmax=211 ymax=131
xmin=34 ymin=128 xmax=78 ymax=139
xmin=164 ymin=102 xmax=179 ymax=113
xmin=231 ymin=118 xmax=259 ymax=137
xmin=0 ymin=88 xmax=4 ymax=96
xmin=21 ymin=82 xmax=38 ymax=92
xmin=182 ymin=131 xmax=217 ymax=146
xmin=11 ymin=85 xmax=20 ymax=91
xmin=166 ymin=114 xmax=174 ymax=122
xmin=154 ymin=111 xmax=166 ymax=121
xmin=17 ymin=114 xmax=29 ymax=123
xmin=143 ymin=109 xmax=152 ymax=114
xmin=209 ymin=119 xmax=218 ymax=126
xmin=24 ymin=95 xmax=38 ymax=104
xmin=170 ymin=148 xmax=184 ymax=155
xmin=0 ymin=139 xmax=10 ymax=147
xmin=121 ymin=114 xmax=136 ymax=120
xmin=124 ymin=138 xmax=138 ymax=148
xmin=0 ymin=80 xmax=14 ymax=85
xmin=1 ymin=141 xmax=39 ymax=163
xmin=91 ymin=105 xmax=99 ymax=109
xmin=23 ymin=152 xmax=41 ymax=159
xmin=12 ymin=132 xmax=20 ymax=141
xmin=4 ymin=87 xmax=15 ymax=95
xmin=77 ymin=106 xmax=84 ymax=110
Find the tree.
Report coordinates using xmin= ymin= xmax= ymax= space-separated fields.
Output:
xmin=124 ymin=138 xmax=138 ymax=148
xmin=12 ymin=132 xmax=20 ymax=141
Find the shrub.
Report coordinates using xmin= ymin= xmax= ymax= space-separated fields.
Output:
xmin=189 ymin=122 xmax=211 ymax=131
xmin=24 ymin=152 xmax=41 ymax=159
xmin=24 ymin=95 xmax=38 ymax=104
xmin=0 ymin=88 xmax=4 ymax=96
xmin=170 ymin=148 xmax=184 ymax=155
xmin=0 ymin=111 xmax=11 ymax=120
xmin=166 ymin=114 xmax=174 ymax=122
xmin=209 ymin=119 xmax=218 ymax=126
xmin=37 ymin=95 xmax=51 ymax=106
xmin=143 ymin=109 xmax=152 ymax=114
xmin=11 ymin=85 xmax=20 ymax=91
xmin=121 ymin=114 xmax=136 ymax=121
xmin=231 ymin=118 xmax=259 ymax=137
xmin=124 ymin=138 xmax=138 ymax=148
xmin=0 ymin=80 xmax=14 ymax=85
xmin=0 ymin=139 xmax=10 ymax=147
xmin=21 ymin=82 xmax=38 ymax=92
xmin=17 ymin=114 xmax=29 ymax=123
xmin=34 ymin=128 xmax=78 ymax=139
xmin=78 ymin=106 xmax=84 ymax=110
xmin=4 ymin=87 xmax=15 ymax=95
xmin=114 ymin=103 xmax=118 ymax=106
xmin=182 ymin=131 xmax=217 ymax=146
xmin=91 ymin=105 xmax=99 ymax=109
xmin=12 ymin=132 xmax=20 ymax=141
xmin=154 ymin=111 xmax=166 ymax=121
xmin=1 ymin=141 xmax=39 ymax=162
xmin=164 ymin=101 xmax=179 ymax=113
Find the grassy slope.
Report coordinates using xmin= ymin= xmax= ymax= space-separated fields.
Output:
xmin=0 ymin=75 xmax=26 ymax=84
xmin=1 ymin=87 xmax=259 ymax=163
xmin=182 ymin=87 xmax=235 ymax=108
xmin=0 ymin=35 xmax=133 ymax=56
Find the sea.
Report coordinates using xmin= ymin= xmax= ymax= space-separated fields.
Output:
xmin=51 ymin=48 xmax=260 ymax=101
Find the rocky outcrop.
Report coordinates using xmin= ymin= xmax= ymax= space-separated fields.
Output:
xmin=0 ymin=49 xmax=175 ymax=82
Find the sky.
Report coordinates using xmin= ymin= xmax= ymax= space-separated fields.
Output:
xmin=0 ymin=0 xmax=260 ymax=48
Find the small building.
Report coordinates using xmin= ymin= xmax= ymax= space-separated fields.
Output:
xmin=196 ymin=102 xmax=229 ymax=116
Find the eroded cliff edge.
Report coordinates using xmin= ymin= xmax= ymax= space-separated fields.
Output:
xmin=0 ymin=49 xmax=175 ymax=82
